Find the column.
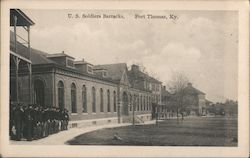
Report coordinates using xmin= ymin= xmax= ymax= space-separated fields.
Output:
xmin=13 ymin=56 xmax=20 ymax=102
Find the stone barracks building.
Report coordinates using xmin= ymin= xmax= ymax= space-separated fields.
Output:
xmin=9 ymin=9 xmax=162 ymax=127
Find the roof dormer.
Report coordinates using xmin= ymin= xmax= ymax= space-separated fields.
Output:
xmin=93 ymin=67 xmax=108 ymax=78
xmin=46 ymin=51 xmax=75 ymax=68
xmin=74 ymin=58 xmax=93 ymax=74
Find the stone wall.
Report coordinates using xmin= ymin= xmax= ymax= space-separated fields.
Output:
xmin=55 ymin=72 xmax=118 ymax=121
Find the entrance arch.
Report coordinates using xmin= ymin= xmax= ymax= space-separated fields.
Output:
xmin=34 ymin=79 xmax=45 ymax=106
xmin=58 ymin=81 xmax=65 ymax=110
xmin=122 ymin=92 xmax=129 ymax=115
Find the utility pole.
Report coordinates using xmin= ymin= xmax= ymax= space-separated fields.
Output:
xmin=156 ymin=103 xmax=158 ymax=125
xmin=132 ymin=95 xmax=135 ymax=126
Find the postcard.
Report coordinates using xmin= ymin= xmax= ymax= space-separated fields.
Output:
xmin=0 ymin=0 xmax=249 ymax=157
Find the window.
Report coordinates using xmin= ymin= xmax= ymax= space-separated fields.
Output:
xmin=58 ymin=81 xmax=64 ymax=110
xmin=82 ymin=85 xmax=87 ymax=113
xmin=100 ymin=88 xmax=104 ymax=112
xmin=149 ymin=97 xmax=151 ymax=110
xmin=140 ymin=95 xmax=143 ymax=111
xmin=107 ymin=90 xmax=110 ymax=112
xmin=144 ymin=96 xmax=146 ymax=111
xmin=113 ymin=91 xmax=117 ymax=112
xmin=147 ymin=96 xmax=149 ymax=111
xmin=137 ymin=95 xmax=139 ymax=111
xmin=134 ymin=94 xmax=137 ymax=111
xmin=67 ymin=59 xmax=74 ymax=67
xmin=34 ymin=79 xmax=45 ymax=107
xmin=71 ymin=83 xmax=77 ymax=113
xmin=92 ymin=87 xmax=96 ymax=113
xmin=87 ymin=65 xmax=93 ymax=73
xmin=129 ymin=94 xmax=133 ymax=111
xmin=149 ymin=83 xmax=152 ymax=91
xmin=103 ymin=71 xmax=107 ymax=77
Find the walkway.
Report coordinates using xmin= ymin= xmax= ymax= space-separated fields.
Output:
xmin=10 ymin=120 xmax=156 ymax=145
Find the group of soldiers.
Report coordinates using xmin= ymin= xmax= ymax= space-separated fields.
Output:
xmin=10 ymin=103 xmax=69 ymax=141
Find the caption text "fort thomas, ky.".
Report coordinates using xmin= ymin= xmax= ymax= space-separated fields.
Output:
xmin=67 ymin=13 xmax=179 ymax=20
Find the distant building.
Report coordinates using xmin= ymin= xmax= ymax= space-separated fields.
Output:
xmin=159 ymin=86 xmax=176 ymax=119
xmin=183 ymin=83 xmax=206 ymax=115
xmin=160 ymin=83 xmax=207 ymax=118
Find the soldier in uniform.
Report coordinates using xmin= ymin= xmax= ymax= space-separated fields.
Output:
xmin=55 ymin=108 xmax=60 ymax=133
xmin=24 ymin=105 xmax=33 ymax=141
xmin=43 ymin=108 xmax=49 ymax=137
xmin=52 ymin=107 xmax=56 ymax=134
xmin=13 ymin=103 xmax=24 ymax=141
xmin=32 ymin=105 xmax=39 ymax=139
xmin=63 ymin=109 xmax=69 ymax=130
xmin=51 ymin=108 xmax=55 ymax=134
xmin=59 ymin=108 xmax=63 ymax=131
xmin=9 ymin=103 xmax=15 ymax=139
xmin=38 ymin=106 xmax=43 ymax=138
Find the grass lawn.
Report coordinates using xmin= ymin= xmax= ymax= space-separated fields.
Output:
xmin=66 ymin=116 xmax=237 ymax=146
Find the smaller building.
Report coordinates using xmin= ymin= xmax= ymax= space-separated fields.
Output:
xmin=160 ymin=83 xmax=207 ymax=119
xmin=183 ymin=83 xmax=206 ymax=116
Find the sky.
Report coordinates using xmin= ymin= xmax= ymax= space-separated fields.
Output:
xmin=21 ymin=9 xmax=238 ymax=102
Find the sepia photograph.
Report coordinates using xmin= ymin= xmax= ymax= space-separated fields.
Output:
xmin=1 ymin=0 xmax=249 ymax=157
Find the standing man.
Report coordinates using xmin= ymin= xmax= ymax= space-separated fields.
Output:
xmin=24 ymin=105 xmax=33 ymax=141
xmin=13 ymin=104 xmax=24 ymax=141
xmin=63 ymin=109 xmax=69 ymax=130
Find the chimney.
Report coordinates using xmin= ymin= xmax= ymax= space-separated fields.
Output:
xmin=62 ymin=50 xmax=65 ymax=54
xmin=163 ymin=86 xmax=166 ymax=90
xmin=187 ymin=82 xmax=192 ymax=87
xmin=131 ymin=64 xmax=139 ymax=72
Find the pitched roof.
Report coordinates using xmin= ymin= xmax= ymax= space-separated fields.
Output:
xmin=46 ymin=52 xmax=75 ymax=59
xmin=93 ymin=63 xmax=127 ymax=82
xmin=127 ymin=69 xmax=161 ymax=84
xmin=162 ymin=89 xmax=171 ymax=97
xmin=10 ymin=9 xmax=35 ymax=26
xmin=183 ymin=84 xmax=205 ymax=95
xmin=10 ymin=32 xmax=117 ymax=84
xmin=10 ymin=31 xmax=56 ymax=64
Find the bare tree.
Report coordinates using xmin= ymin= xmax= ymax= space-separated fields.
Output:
xmin=167 ymin=72 xmax=189 ymax=120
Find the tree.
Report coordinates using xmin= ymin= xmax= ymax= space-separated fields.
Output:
xmin=167 ymin=72 xmax=189 ymax=120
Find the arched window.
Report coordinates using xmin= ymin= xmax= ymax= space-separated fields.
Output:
xmin=140 ymin=95 xmax=143 ymax=111
xmin=147 ymin=96 xmax=149 ymax=111
xmin=113 ymin=91 xmax=117 ymax=112
xmin=58 ymin=81 xmax=64 ymax=110
xmin=92 ymin=87 xmax=96 ymax=113
xmin=149 ymin=96 xmax=152 ymax=110
xmin=71 ymin=83 xmax=77 ymax=113
xmin=107 ymin=90 xmax=110 ymax=112
xmin=144 ymin=96 xmax=146 ymax=111
xmin=82 ymin=85 xmax=87 ymax=113
xmin=34 ymin=79 xmax=45 ymax=107
xmin=134 ymin=94 xmax=137 ymax=111
xmin=137 ymin=95 xmax=139 ymax=111
xmin=100 ymin=88 xmax=104 ymax=112
xmin=129 ymin=94 xmax=133 ymax=111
